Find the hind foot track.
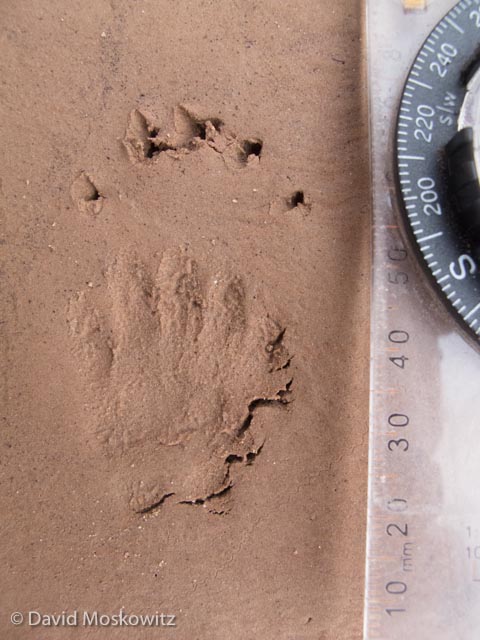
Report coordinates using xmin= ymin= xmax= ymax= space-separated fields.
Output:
xmin=67 ymin=249 xmax=292 ymax=512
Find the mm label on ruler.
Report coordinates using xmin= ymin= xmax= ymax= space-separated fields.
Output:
xmin=365 ymin=1 xmax=480 ymax=639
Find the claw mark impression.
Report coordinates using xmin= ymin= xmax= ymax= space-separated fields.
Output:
xmin=269 ymin=190 xmax=311 ymax=215
xmin=67 ymin=250 xmax=292 ymax=513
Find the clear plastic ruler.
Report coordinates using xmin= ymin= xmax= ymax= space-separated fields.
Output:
xmin=365 ymin=1 xmax=480 ymax=638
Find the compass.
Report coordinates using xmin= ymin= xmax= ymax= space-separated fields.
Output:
xmin=396 ymin=0 xmax=480 ymax=338
xmin=365 ymin=3 xmax=480 ymax=638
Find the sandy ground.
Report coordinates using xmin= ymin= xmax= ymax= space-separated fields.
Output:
xmin=0 ymin=1 xmax=370 ymax=638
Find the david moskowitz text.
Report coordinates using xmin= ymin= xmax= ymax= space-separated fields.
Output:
xmin=26 ymin=610 xmax=176 ymax=627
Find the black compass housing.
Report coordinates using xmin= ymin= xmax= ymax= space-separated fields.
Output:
xmin=446 ymin=127 xmax=480 ymax=250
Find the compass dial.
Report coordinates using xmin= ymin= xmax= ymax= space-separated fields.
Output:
xmin=396 ymin=0 xmax=480 ymax=338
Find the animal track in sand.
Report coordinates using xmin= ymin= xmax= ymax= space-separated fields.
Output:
xmin=67 ymin=249 xmax=292 ymax=513
xmin=123 ymin=104 xmax=263 ymax=168
xmin=269 ymin=190 xmax=311 ymax=215
xmin=70 ymin=171 xmax=104 ymax=215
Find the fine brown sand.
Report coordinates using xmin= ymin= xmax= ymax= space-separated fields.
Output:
xmin=0 ymin=1 xmax=370 ymax=638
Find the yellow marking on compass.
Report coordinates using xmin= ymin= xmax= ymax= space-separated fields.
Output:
xmin=403 ymin=0 xmax=427 ymax=11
